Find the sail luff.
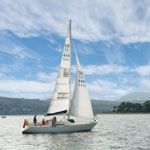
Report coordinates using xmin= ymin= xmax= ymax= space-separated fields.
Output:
xmin=47 ymin=21 xmax=71 ymax=115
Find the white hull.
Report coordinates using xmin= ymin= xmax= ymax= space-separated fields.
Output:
xmin=22 ymin=122 xmax=97 ymax=134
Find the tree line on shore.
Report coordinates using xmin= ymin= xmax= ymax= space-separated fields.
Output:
xmin=113 ymin=101 xmax=150 ymax=113
xmin=0 ymin=96 xmax=118 ymax=115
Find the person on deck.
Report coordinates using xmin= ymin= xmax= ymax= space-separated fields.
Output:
xmin=42 ymin=119 xmax=46 ymax=125
xmin=33 ymin=115 xmax=37 ymax=126
xmin=23 ymin=119 xmax=29 ymax=128
xmin=52 ymin=116 xmax=57 ymax=127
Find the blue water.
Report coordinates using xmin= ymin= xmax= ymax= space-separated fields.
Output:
xmin=0 ymin=114 xmax=150 ymax=150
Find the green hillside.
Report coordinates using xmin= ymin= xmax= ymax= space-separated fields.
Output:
xmin=0 ymin=96 xmax=49 ymax=115
xmin=0 ymin=96 xmax=120 ymax=115
xmin=92 ymin=100 xmax=120 ymax=114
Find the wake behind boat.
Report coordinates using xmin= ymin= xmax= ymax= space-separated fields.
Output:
xmin=22 ymin=20 xmax=97 ymax=134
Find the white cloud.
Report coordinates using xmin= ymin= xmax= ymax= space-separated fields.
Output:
xmin=0 ymin=66 xmax=149 ymax=100
xmin=71 ymin=64 xmax=129 ymax=75
xmin=73 ymin=42 xmax=95 ymax=55
xmin=0 ymin=31 xmax=41 ymax=60
xmin=48 ymin=37 xmax=55 ymax=44
xmin=0 ymin=65 xmax=10 ymax=73
xmin=88 ymin=79 xmax=117 ymax=90
xmin=135 ymin=65 xmax=150 ymax=76
xmin=37 ymin=72 xmax=57 ymax=81
xmin=0 ymin=71 xmax=57 ymax=99
xmin=72 ymin=64 xmax=150 ymax=77
xmin=87 ymin=79 xmax=127 ymax=100
xmin=0 ymin=78 xmax=56 ymax=99
xmin=0 ymin=62 xmax=27 ymax=75
xmin=0 ymin=79 xmax=54 ymax=93
xmin=0 ymin=45 xmax=33 ymax=59
xmin=0 ymin=0 xmax=150 ymax=44
xmin=0 ymin=73 xmax=5 ymax=78
xmin=86 ymin=78 xmax=141 ymax=100
xmin=101 ymin=42 xmax=125 ymax=64
xmin=138 ymin=78 xmax=150 ymax=91
xmin=49 ymin=45 xmax=63 ymax=53
xmin=82 ymin=64 xmax=129 ymax=75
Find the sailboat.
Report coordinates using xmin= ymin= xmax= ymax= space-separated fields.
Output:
xmin=22 ymin=20 xmax=97 ymax=134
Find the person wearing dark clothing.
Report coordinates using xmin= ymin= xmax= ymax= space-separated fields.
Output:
xmin=33 ymin=115 xmax=37 ymax=126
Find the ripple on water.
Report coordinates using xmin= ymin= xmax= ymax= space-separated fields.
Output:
xmin=0 ymin=114 xmax=150 ymax=150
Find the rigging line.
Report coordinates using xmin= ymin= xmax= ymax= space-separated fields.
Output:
xmin=71 ymin=42 xmax=79 ymax=60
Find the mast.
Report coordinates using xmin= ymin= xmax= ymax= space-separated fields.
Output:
xmin=68 ymin=19 xmax=71 ymax=117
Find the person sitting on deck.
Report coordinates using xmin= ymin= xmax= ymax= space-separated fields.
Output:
xmin=42 ymin=119 xmax=46 ymax=125
xmin=23 ymin=119 xmax=29 ymax=128
xmin=52 ymin=116 xmax=57 ymax=127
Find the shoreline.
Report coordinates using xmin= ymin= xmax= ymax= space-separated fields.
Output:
xmin=1 ymin=113 xmax=150 ymax=116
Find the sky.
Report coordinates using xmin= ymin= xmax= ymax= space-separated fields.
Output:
xmin=0 ymin=0 xmax=150 ymax=100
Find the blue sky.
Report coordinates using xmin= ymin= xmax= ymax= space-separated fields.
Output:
xmin=0 ymin=0 xmax=150 ymax=100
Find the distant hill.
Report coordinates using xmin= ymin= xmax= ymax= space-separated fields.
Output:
xmin=0 ymin=96 xmax=49 ymax=115
xmin=0 ymin=96 xmax=119 ymax=115
xmin=92 ymin=100 xmax=120 ymax=113
xmin=118 ymin=92 xmax=150 ymax=102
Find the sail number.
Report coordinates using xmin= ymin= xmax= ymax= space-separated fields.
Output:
xmin=65 ymin=44 xmax=70 ymax=51
xmin=65 ymin=44 xmax=70 ymax=47
xmin=78 ymin=71 xmax=86 ymax=87
xmin=63 ymin=53 xmax=70 ymax=61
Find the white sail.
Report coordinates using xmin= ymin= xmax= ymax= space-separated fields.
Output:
xmin=69 ymin=50 xmax=94 ymax=119
xmin=22 ymin=21 xmax=97 ymax=134
xmin=47 ymin=20 xmax=71 ymax=115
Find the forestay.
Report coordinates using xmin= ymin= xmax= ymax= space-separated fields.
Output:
xmin=47 ymin=21 xmax=71 ymax=115
xmin=69 ymin=50 xmax=94 ymax=119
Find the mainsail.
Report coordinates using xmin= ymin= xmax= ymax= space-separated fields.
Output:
xmin=69 ymin=50 xmax=94 ymax=119
xmin=47 ymin=20 xmax=71 ymax=115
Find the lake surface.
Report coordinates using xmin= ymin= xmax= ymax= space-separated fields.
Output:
xmin=0 ymin=114 xmax=150 ymax=150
